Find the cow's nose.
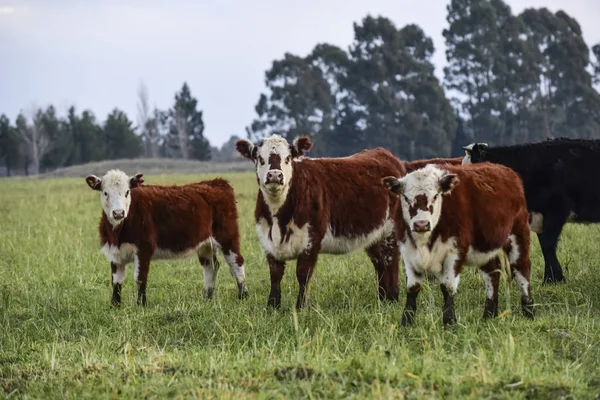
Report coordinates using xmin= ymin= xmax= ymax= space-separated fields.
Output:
xmin=413 ymin=220 xmax=431 ymax=232
xmin=266 ymin=170 xmax=284 ymax=184
xmin=112 ymin=210 xmax=125 ymax=220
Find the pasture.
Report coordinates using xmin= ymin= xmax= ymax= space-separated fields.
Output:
xmin=1 ymin=171 xmax=599 ymax=399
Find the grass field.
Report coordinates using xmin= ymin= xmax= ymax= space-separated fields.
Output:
xmin=1 ymin=171 xmax=599 ymax=399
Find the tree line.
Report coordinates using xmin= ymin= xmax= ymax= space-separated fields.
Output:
xmin=2 ymin=0 xmax=600 ymax=175
xmin=0 ymin=83 xmax=213 ymax=176
xmin=248 ymin=0 xmax=600 ymax=160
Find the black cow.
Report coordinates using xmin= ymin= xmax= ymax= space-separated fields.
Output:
xmin=463 ymin=138 xmax=600 ymax=284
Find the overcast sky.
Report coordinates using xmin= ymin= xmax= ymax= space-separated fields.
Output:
xmin=1 ymin=0 xmax=599 ymax=147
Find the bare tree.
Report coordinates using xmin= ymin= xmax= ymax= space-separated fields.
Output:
xmin=136 ymin=83 xmax=160 ymax=158
xmin=174 ymin=104 xmax=189 ymax=159
xmin=16 ymin=107 xmax=51 ymax=175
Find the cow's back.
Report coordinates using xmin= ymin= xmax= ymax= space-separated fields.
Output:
xmin=125 ymin=179 xmax=234 ymax=251
xmin=405 ymin=157 xmax=463 ymax=173
xmin=290 ymin=148 xmax=405 ymax=238
xmin=437 ymin=163 xmax=527 ymax=250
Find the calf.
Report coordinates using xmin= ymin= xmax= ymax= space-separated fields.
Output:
xmin=85 ymin=169 xmax=248 ymax=306
xmin=463 ymin=138 xmax=600 ymax=283
xmin=236 ymin=134 xmax=405 ymax=309
xmin=382 ymin=163 xmax=534 ymax=325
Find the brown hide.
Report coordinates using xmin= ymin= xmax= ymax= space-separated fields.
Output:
xmin=100 ymin=178 xmax=240 ymax=255
xmin=255 ymin=148 xmax=406 ymax=245
xmin=404 ymin=157 xmax=463 ymax=173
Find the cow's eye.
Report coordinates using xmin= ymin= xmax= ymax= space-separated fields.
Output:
xmin=258 ymin=156 xmax=265 ymax=166
xmin=103 ymin=192 xmax=108 ymax=197
xmin=125 ymin=190 xmax=130 ymax=198
xmin=285 ymin=156 xmax=291 ymax=164
xmin=433 ymin=194 xmax=439 ymax=201
xmin=403 ymin=195 xmax=409 ymax=203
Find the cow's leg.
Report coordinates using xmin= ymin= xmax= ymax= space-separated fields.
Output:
xmin=479 ymin=257 xmax=501 ymax=319
xmin=267 ymin=254 xmax=286 ymax=309
xmin=295 ymin=249 xmax=320 ymax=310
xmin=537 ymin=212 xmax=567 ymax=284
xmin=366 ymin=233 xmax=399 ymax=302
xmin=199 ymin=253 xmax=220 ymax=299
xmin=111 ymin=262 xmax=126 ymax=306
xmin=401 ymin=261 xmax=423 ymax=326
xmin=215 ymin=221 xmax=248 ymax=299
xmin=440 ymin=253 xmax=462 ymax=325
xmin=134 ymin=250 xmax=153 ymax=307
xmin=508 ymin=223 xmax=535 ymax=319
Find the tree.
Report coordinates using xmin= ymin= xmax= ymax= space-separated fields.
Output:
xmin=136 ymin=83 xmax=161 ymax=158
xmin=247 ymin=45 xmax=348 ymax=156
xmin=15 ymin=107 xmax=52 ymax=175
xmin=344 ymin=17 xmax=456 ymax=159
xmin=103 ymin=109 xmax=142 ymax=159
xmin=593 ymin=43 xmax=600 ymax=86
xmin=166 ymin=83 xmax=210 ymax=160
xmin=40 ymin=106 xmax=73 ymax=170
xmin=0 ymin=115 xmax=23 ymax=176
xmin=211 ymin=135 xmax=243 ymax=161
xmin=66 ymin=107 xmax=106 ymax=165
xmin=521 ymin=8 xmax=600 ymax=139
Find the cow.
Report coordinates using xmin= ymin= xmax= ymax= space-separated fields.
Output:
xmin=382 ymin=163 xmax=534 ymax=325
xmin=235 ymin=134 xmax=406 ymax=310
xmin=85 ymin=169 xmax=248 ymax=306
xmin=404 ymin=157 xmax=463 ymax=173
xmin=463 ymin=138 xmax=600 ymax=283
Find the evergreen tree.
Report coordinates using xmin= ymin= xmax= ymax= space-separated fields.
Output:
xmin=0 ymin=115 xmax=23 ymax=176
xmin=103 ymin=109 xmax=142 ymax=159
xmin=41 ymin=106 xmax=72 ymax=170
xmin=166 ymin=83 xmax=210 ymax=160
xmin=66 ymin=107 xmax=106 ymax=165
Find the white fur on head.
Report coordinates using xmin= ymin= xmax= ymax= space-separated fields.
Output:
xmin=254 ymin=135 xmax=295 ymax=208
xmin=395 ymin=164 xmax=459 ymax=238
xmin=89 ymin=169 xmax=135 ymax=228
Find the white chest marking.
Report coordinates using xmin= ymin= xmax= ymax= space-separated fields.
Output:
xmin=101 ymin=243 xmax=137 ymax=265
xmin=400 ymin=236 xmax=456 ymax=275
xmin=257 ymin=217 xmax=312 ymax=261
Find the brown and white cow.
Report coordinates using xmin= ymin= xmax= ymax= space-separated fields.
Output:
xmin=85 ymin=169 xmax=248 ymax=306
xmin=382 ymin=163 xmax=534 ymax=325
xmin=236 ymin=134 xmax=406 ymax=309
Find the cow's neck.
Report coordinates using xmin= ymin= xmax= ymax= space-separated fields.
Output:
xmin=260 ymin=185 xmax=291 ymax=216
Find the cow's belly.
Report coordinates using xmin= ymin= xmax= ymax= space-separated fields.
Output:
xmin=321 ymin=219 xmax=395 ymax=255
xmin=100 ymin=238 xmax=218 ymax=265
xmin=256 ymin=218 xmax=311 ymax=261
xmin=464 ymin=246 xmax=501 ymax=267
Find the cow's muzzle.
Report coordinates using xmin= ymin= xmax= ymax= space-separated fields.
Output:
xmin=265 ymin=170 xmax=284 ymax=185
xmin=112 ymin=209 xmax=125 ymax=220
xmin=413 ymin=220 xmax=431 ymax=233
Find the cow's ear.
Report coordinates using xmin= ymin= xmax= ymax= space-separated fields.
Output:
xmin=291 ymin=136 xmax=312 ymax=158
xmin=129 ymin=173 xmax=144 ymax=188
xmin=236 ymin=139 xmax=256 ymax=161
xmin=382 ymin=176 xmax=404 ymax=195
xmin=439 ymin=174 xmax=459 ymax=194
xmin=86 ymin=175 xmax=102 ymax=191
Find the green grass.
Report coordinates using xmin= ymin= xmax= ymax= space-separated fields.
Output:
xmin=1 ymin=172 xmax=599 ymax=399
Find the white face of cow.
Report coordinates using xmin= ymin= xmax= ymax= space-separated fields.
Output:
xmin=85 ymin=169 xmax=144 ymax=227
xmin=236 ymin=134 xmax=312 ymax=204
xmin=383 ymin=165 xmax=459 ymax=239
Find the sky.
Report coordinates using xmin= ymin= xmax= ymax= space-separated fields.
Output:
xmin=1 ymin=0 xmax=599 ymax=147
